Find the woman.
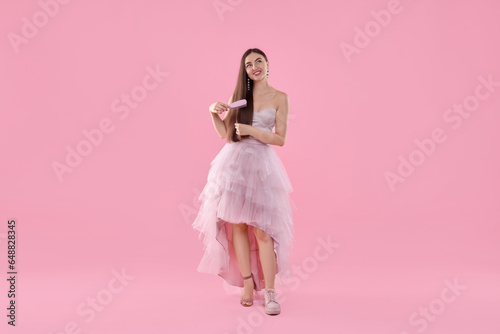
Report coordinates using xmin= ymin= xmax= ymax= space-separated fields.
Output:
xmin=192 ymin=48 xmax=296 ymax=316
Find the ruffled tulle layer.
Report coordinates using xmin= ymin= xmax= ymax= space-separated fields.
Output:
xmin=192 ymin=137 xmax=296 ymax=291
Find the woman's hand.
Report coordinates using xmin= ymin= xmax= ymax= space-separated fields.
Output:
xmin=234 ymin=123 xmax=252 ymax=136
xmin=209 ymin=102 xmax=230 ymax=114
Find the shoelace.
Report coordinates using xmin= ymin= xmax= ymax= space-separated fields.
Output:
xmin=265 ymin=289 xmax=278 ymax=305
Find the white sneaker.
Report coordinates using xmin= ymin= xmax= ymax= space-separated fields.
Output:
xmin=264 ymin=288 xmax=281 ymax=315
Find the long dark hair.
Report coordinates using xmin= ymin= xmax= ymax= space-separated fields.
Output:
xmin=225 ymin=48 xmax=268 ymax=142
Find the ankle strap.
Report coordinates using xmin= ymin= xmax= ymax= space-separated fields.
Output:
xmin=242 ymin=273 xmax=253 ymax=280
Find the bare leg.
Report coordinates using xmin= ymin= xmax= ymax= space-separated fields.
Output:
xmin=232 ymin=223 xmax=254 ymax=304
xmin=254 ymin=227 xmax=276 ymax=289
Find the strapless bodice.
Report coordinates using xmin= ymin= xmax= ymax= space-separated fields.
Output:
xmin=252 ymin=108 xmax=276 ymax=132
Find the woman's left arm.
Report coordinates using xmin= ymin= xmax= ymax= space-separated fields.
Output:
xmin=249 ymin=93 xmax=289 ymax=147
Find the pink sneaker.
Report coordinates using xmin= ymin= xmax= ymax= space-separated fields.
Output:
xmin=264 ymin=288 xmax=281 ymax=315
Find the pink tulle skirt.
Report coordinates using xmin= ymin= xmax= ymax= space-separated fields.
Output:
xmin=192 ymin=136 xmax=296 ymax=291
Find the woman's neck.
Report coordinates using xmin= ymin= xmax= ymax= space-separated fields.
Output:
xmin=253 ymin=79 xmax=271 ymax=95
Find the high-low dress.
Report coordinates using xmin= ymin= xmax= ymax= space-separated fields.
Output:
xmin=192 ymin=107 xmax=296 ymax=291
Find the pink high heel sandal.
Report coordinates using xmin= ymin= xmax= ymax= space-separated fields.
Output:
xmin=240 ymin=273 xmax=255 ymax=307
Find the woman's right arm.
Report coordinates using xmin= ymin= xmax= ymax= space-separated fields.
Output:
xmin=209 ymin=97 xmax=233 ymax=139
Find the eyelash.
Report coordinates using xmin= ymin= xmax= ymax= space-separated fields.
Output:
xmin=246 ymin=60 xmax=262 ymax=67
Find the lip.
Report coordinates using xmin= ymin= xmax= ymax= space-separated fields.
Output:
xmin=253 ymin=70 xmax=261 ymax=76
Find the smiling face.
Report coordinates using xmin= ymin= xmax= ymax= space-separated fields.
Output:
xmin=245 ymin=52 xmax=268 ymax=82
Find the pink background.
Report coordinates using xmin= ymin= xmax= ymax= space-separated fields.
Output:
xmin=1 ymin=0 xmax=499 ymax=333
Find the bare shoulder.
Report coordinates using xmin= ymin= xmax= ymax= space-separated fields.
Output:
xmin=273 ymin=89 xmax=289 ymax=112
xmin=272 ymin=88 xmax=287 ymax=99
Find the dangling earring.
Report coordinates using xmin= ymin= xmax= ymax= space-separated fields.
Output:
xmin=247 ymin=77 xmax=250 ymax=90
xmin=267 ymin=69 xmax=269 ymax=79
